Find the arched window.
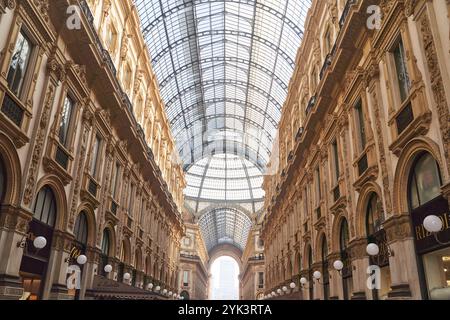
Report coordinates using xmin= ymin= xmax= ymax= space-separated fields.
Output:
xmin=33 ymin=186 xmax=56 ymax=227
xmin=0 ymin=158 xmax=5 ymax=202
xmin=366 ymin=193 xmax=382 ymax=236
xmin=307 ymin=245 xmax=313 ymax=300
xmin=100 ymin=228 xmax=111 ymax=277
xmin=408 ymin=152 xmax=442 ymax=210
xmin=101 ymin=229 xmax=110 ymax=257
xmin=339 ymin=218 xmax=352 ymax=300
xmin=74 ymin=212 xmax=88 ymax=246
xmin=340 ymin=219 xmax=349 ymax=251
xmin=321 ymin=236 xmax=329 ymax=300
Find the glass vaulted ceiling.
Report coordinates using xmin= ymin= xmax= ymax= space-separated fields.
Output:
xmin=135 ymin=0 xmax=311 ymax=250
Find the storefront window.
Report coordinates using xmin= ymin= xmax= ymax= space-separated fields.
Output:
xmin=423 ymin=249 xmax=450 ymax=299
xmin=408 ymin=152 xmax=449 ymax=300
xmin=20 ymin=186 xmax=57 ymax=300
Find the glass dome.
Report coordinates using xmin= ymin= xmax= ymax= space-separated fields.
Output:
xmin=184 ymin=153 xmax=264 ymax=202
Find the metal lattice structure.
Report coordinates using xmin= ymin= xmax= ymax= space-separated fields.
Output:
xmin=198 ymin=207 xmax=253 ymax=251
xmin=135 ymin=0 xmax=311 ymax=251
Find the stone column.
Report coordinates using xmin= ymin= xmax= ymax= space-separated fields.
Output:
xmin=384 ymin=214 xmax=419 ymax=299
xmin=348 ymin=238 xmax=369 ymax=300
xmin=327 ymin=252 xmax=341 ymax=299
xmin=299 ymin=269 xmax=309 ymax=300
xmin=78 ymin=246 xmax=100 ymax=299
xmin=0 ymin=206 xmax=32 ymax=299
xmin=47 ymin=231 xmax=74 ymax=300
xmin=311 ymin=262 xmax=322 ymax=300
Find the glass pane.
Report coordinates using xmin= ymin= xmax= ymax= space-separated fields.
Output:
xmin=409 ymin=153 xmax=442 ymax=208
xmin=59 ymin=96 xmax=74 ymax=146
xmin=393 ymin=38 xmax=411 ymax=102
xmin=7 ymin=31 xmax=32 ymax=97
xmin=101 ymin=229 xmax=110 ymax=256
xmin=340 ymin=219 xmax=349 ymax=251
xmin=90 ymin=135 xmax=101 ymax=176
xmin=355 ymin=100 xmax=366 ymax=150
xmin=33 ymin=186 xmax=56 ymax=227
xmin=135 ymin=0 xmax=312 ymax=207
xmin=366 ymin=193 xmax=382 ymax=235
xmin=74 ymin=212 xmax=88 ymax=245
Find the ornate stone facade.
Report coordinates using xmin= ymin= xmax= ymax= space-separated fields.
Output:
xmin=261 ymin=0 xmax=450 ymax=300
xmin=0 ymin=0 xmax=185 ymax=300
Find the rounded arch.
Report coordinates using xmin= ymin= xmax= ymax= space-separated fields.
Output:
xmin=355 ymin=182 xmax=383 ymax=238
xmin=331 ymin=209 xmax=349 ymax=252
xmin=101 ymin=223 xmax=116 ymax=257
xmin=208 ymin=243 xmax=243 ymax=273
xmin=145 ymin=255 xmax=152 ymax=275
xmin=73 ymin=211 xmax=88 ymax=246
xmin=302 ymin=242 xmax=313 ymax=269
xmin=315 ymin=229 xmax=328 ymax=260
xmin=293 ymin=250 xmax=301 ymax=275
xmin=75 ymin=203 xmax=97 ymax=246
xmin=0 ymin=133 xmax=21 ymax=205
xmin=34 ymin=175 xmax=67 ymax=231
xmin=120 ymin=237 xmax=131 ymax=264
xmin=393 ymin=137 xmax=445 ymax=214
xmin=134 ymin=246 xmax=143 ymax=271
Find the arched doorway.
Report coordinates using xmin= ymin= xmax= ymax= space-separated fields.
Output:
xmin=307 ymin=245 xmax=313 ymax=300
xmin=209 ymin=256 xmax=240 ymax=300
xmin=100 ymin=228 xmax=111 ymax=277
xmin=68 ymin=211 xmax=89 ymax=299
xmin=321 ymin=235 xmax=329 ymax=300
xmin=366 ymin=192 xmax=391 ymax=299
xmin=19 ymin=186 xmax=57 ymax=300
xmin=406 ymin=152 xmax=449 ymax=299
xmin=339 ymin=218 xmax=352 ymax=300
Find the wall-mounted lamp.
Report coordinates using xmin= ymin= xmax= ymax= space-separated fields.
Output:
xmin=289 ymin=282 xmax=296 ymax=289
xmin=299 ymin=277 xmax=309 ymax=289
xmin=17 ymin=234 xmax=47 ymax=251
xmin=313 ymin=271 xmax=322 ymax=284
xmin=424 ymin=215 xmax=450 ymax=245
xmin=104 ymin=264 xmax=113 ymax=273
xmin=333 ymin=259 xmax=344 ymax=276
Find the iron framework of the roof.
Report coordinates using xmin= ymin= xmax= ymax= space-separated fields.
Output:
xmin=135 ymin=0 xmax=311 ymax=251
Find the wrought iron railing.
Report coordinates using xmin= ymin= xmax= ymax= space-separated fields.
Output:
xmin=357 ymin=153 xmax=368 ymax=176
xmin=88 ymin=178 xmax=98 ymax=197
xmin=396 ymin=102 xmax=414 ymax=135
xmin=55 ymin=146 xmax=69 ymax=170
xmin=333 ymin=185 xmax=341 ymax=202
xmin=1 ymin=92 xmax=24 ymax=126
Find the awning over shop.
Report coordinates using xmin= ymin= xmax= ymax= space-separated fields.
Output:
xmin=86 ymin=276 xmax=167 ymax=300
